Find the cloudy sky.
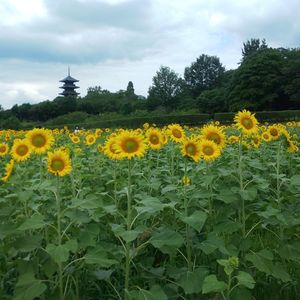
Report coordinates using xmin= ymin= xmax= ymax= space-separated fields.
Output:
xmin=0 ymin=0 xmax=299 ymax=109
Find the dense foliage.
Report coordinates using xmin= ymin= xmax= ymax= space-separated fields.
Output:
xmin=0 ymin=113 xmax=300 ymax=299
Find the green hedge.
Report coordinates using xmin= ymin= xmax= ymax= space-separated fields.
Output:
xmin=214 ymin=110 xmax=300 ymax=124
xmin=46 ymin=114 xmax=211 ymax=130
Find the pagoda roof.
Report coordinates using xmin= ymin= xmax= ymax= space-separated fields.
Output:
xmin=59 ymin=84 xmax=79 ymax=89
xmin=60 ymin=75 xmax=79 ymax=83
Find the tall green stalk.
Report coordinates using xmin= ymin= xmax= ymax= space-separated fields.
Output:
xmin=275 ymin=140 xmax=283 ymax=239
xmin=238 ymin=133 xmax=246 ymax=239
xmin=183 ymin=159 xmax=192 ymax=272
xmin=55 ymin=177 xmax=64 ymax=300
xmin=124 ymin=159 xmax=133 ymax=300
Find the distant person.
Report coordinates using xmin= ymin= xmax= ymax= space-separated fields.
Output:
xmin=74 ymin=125 xmax=80 ymax=133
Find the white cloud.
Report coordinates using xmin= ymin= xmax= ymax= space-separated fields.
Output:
xmin=0 ymin=0 xmax=299 ymax=109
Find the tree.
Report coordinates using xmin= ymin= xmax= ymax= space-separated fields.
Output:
xmin=184 ymin=54 xmax=225 ymax=98
xmin=147 ymin=66 xmax=183 ymax=111
xmin=126 ymin=81 xmax=135 ymax=97
xmin=241 ymin=38 xmax=268 ymax=62
xmin=227 ymin=48 xmax=292 ymax=111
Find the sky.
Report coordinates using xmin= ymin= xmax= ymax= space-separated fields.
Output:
xmin=0 ymin=0 xmax=299 ymax=109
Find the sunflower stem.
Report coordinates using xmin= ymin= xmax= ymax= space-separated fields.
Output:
xmin=124 ymin=159 xmax=133 ymax=300
xmin=183 ymin=159 xmax=192 ymax=272
xmin=238 ymin=133 xmax=246 ymax=239
xmin=276 ymin=140 xmax=283 ymax=239
xmin=56 ymin=177 xmax=64 ymax=300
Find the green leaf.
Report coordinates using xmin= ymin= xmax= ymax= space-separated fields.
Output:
xmin=14 ymin=235 xmax=43 ymax=252
xmin=178 ymin=267 xmax=209 ymax=294
xmin=18 ymin=214 xmax=46 ymax=231
xmin=290 ymin=175 xmax=300 ymax=187
xmin=180 ymin=211 xmax=207 ymax=232
xmin=119 ymin=230 xmax=141 ymax=243
xmin=13 ymin=272 xmax=46 ymax=300
xmin=239 ymin=187 xmax=257 ymax=201
xmin=93 ymin=269 xmax=114 ymax=280
xmin=46 ymin=240 xmax=77 ymax=264
xmin=136 ymin=196 xmax=165 ymax=215
xmin=85 ymin=250 xmax=118 ymax=267
xmin=216 ymin=189 xmax=239 ymax=204
xmin=236 ymin=271 xmax=255 ymax=289
xmin=202 ymin=275 xmax=227 ymax=294
xmin=149 ymin=227 xmax=184 ymax=254
xmin=200 ymin=234 xmax=228 ymax=255
xmin=149 ymin=285 xmax=168 ymax=300
xmin=161 ymin=185 xmax=177 ymax=194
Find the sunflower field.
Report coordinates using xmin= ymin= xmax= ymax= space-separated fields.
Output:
xmin=0 ymin=110 xmax=300 ymax=300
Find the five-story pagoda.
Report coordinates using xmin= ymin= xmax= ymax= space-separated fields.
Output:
xmin=59 ymin=67 xmax=80 ymax=97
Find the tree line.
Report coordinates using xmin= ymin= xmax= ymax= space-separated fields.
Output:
xmin=1 ymin=38 xmax=299 ymax=127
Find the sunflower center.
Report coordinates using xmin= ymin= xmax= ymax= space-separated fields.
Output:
xmin=0 ymin=146 xmax=6 ymax=153
xmin=207 ymin=132 xmax=221 ymax=144
xmin=149 ymin=134 xmax=159 ymax=145
xmin=186 ymin=144 xmax=196 ymax=155
xmin=32 ymin=134 xmax=46 ymax=148
xmin=270 ymin=128 xmax=278 ymax=136
xmin=203 ymin=146 xmax=214 ymax=156
xmin=16 ymin=145 xmax=29 ymax=156
xmin=172 ymin=129 xmax=182 ymax=139
xmin=241 ymin=118 xmax=253 ymax=129
xmin=51 ymin=159 xmax=65 ymax=171
xmin=123 ymin=139 xmax=138 ymax=153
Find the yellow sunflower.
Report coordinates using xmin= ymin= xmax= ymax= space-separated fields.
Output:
xmin=200 ymin=124 xmax=226 ymax=149
xmin=47 ymin=149 xmax=72 ymax=176
xmin=268 ymin=125 xmax=281 ymax=141
xmin=234 ymin=110 xmax=258 ymax=135
xmin=287 ymin=140 xmax=298 ymax=153
xmin=26 ymin=128 xmax=54 ymax=154
xmin=0 ymin=143 xmax=9 ymax=157
xmin=11 ymin=139 xmax=32 ymax=162
xmin=85 ymin=134 xmax=96 ymax=145
xmin=114 ymin=130 xmax=147 ymax=159
xmin=181 ymin=138 xmax=201 ymax=162
xmin=103 ymin=135 xmax=121 ymax=160
xmin=146 ymin=128 xmax=164 ymax=150
xmin=2 ymin=159 xmax=14 ymax=182
xmin=182 ymin=175 xmax=191 ymax=186
xmin=199 ymin=139 xmax=221 ymax=162
xmin=168 ymin=124 xmax=185 ymax=143
xmin=261 ymin=131 xmax=271 ymax=142
xmin=228 ymin=135 xmax=240 ymax=144
xmin=251 ymin=135 xmax=262 ymax=148
xmin=71 ymin=136 xmax=80 ymax=144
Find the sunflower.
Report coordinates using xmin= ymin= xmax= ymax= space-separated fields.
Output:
xmin=2 ymin=159 xmax=14 ymax=182
xmin=287 ymin=140 xmax=299 ymax=153
xmin=71 ymin=136 xmax=80 ymax=144
xmin=0 ymin=143 xmax=9 ymax=157
xmin=85 ymin=134 xmax=96 ymax=145
xmin=234 ymin=110 xmax=258 ymax=135
xmin=199 ymin=140 xmax=221 ymax=162
xmin=182 ymin=175 xmax=191 ymax=186
xmin=146 ymin=128 xmax=164 ymax=150
xmin=168 ymin=124 xmax=185 ymax=143
xmin=26 ymin=128 xmax=54 ymax=154
xmin=114 ymin=130 xmax=147 ymax=159
xmin=268 ymin=125 xmax=281 ymax=141
xmin=251 ymin=135 xmax=262 ymax=148
xmin=181 ymin=138 xmax=201 ymax=162
xmin=200 ymin=124 xmax=226 ymax=149
xmin=103 ymin=135 xmax=121 ymax=160
xmin=11 ymin=139 xmax=32 ymax=162
xmin=97 ymin=144 xmax=103 ymax=153
xmin=261 ymin=131 xmax=271 ymax=142
xmin=47 ymin=149 xmax=72 ymax=176
xmin=228 ymin=135 xmax=239 ymax=144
